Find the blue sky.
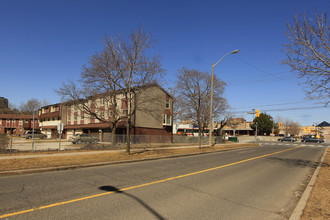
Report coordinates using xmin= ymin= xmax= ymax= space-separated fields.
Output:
xmin=0 ymin=0 xmax=329 ymax=126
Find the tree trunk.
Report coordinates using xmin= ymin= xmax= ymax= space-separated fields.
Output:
xmin=198 ymin=129 xmax=202 ymax=149
xmin=111 ymin=125 xmax=116 ymax=146
xmin=126 ymin=119 xmax=130 ymax=154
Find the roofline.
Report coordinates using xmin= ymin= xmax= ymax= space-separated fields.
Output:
xmin=58 ymin=83 xmax=174 ymax=106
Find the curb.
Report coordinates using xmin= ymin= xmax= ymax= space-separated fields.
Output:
xmin=289 ymin=148 xmax=328 ymax=220
xmin=0 ymin=144 xmax=258 ymax=176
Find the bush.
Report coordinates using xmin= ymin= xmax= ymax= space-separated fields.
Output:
xmin=0 ymin=134 xmax=9 ymax=151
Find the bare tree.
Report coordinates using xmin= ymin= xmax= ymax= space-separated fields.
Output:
xmin=215 ymin=112 xmax=232 ymax=141
xmin=19 ymin=98 xmax=45 ymax=114
xmin=56 ymin=81 xmax=123 ymax=146
xmin=57 ymin=28 xmax=165 ymax=154
xmin=175 ymin=68 xmax=228 ymax=148
xmin=102 ymin=28 xmax=164 ymax=154
xmin=282 ymin=10 xmax=330 ymax=105
xmin=283 ymin=119 xmax=301 ymax=136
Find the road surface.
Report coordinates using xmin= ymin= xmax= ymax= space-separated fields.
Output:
xmin=0 ymin=143 xmax=326 ymax=219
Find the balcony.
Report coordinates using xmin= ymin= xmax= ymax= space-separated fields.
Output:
xmin=39 ymin=111 xmax=60 ymax=120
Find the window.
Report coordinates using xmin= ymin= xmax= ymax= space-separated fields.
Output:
xmin=100 ymin=112 xmax=104 ymax=118
xmin=163 ymin=114 xmax=171 ymax=126
xmin=74 ymin=115 xmax=77 ymax=121
xmin=123 ymin=109 xmax=128 ymax=116
xmin=100 ymin=97 xmax=104 ymax=105
xmin=165 ymin=99 xmax=170 ymax=109
xmin=19 ymin=120 xmax=23 ymax=125
xmin=74 ymin=105 xmax=78 ymax=110
xmin=68 ymin=116 xmax=71 ymax=121
xmin=81 ymin=115 xmax=84 ymax=120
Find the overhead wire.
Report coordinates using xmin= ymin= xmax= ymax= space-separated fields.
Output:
xmin=231 ymin=99 xmax=321 ymax=109
xmin=225 ymin=56 xmax=299 ymax=86
xmin=232 ymin=105 xmax=327 ymax=114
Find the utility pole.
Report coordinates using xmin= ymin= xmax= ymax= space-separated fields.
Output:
xmin=255 ymin=122 xmax=258 ymax=143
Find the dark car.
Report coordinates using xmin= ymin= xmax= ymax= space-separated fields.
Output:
xmin=278 ymin=137 xmax=297 ymax=142
xmin=24 ymin=131 xmax=47 ymax=139
xmin=301 ymin=137 xmax=324 ymax=143
xmin=70 ymin=134 xmax=99 ymax=144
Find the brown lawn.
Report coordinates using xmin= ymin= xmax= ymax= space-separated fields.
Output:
xmin=0 ymin=143 xmax=256 ymax=172
xmin=301 ymin=148 xmax=330 ymax=220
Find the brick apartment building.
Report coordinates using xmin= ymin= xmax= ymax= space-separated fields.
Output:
xmin=38 ymin=84 xmax=174 ymax=141
xmin=0 ymin=114 xmax=39 ymax=136
xmin=38 ymin=104 xmax=62 ymax=139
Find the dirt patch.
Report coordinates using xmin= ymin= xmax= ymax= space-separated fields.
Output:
xmin=301 ymin=148 xmax=330 ymax=220
xmin=0 ymin=143 xmax=256 ymax=172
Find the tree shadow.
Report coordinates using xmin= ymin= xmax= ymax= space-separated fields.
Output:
xmin=267 ymin=157 xmax=319 ymax=168
xmin=99 ymin=185 xmax=165 ymax=220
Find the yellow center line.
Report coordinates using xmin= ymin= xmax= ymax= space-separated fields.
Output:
xmin=0 ymin=146 xmax=301 ymax=219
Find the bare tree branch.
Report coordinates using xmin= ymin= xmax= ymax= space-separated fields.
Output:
xmin=282 ymin=10 xmax=330 ymax=105
xmin=56 ymin=28 xmax=165 ymax=153
xmin=175 ymin=68 xmax=228 ymax=148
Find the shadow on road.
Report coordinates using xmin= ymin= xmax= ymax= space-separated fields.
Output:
xmin=99 ymin=185 xmax=165 ymax=220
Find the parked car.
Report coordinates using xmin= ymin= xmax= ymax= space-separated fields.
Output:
xmin=70 ymin=134 xmax=99 ymax=144
xmin=301 ymin=137 xmax=324 ymax=143
xmin=277 ymin=137 xmax=297 ymax=142
xmin=24 ymin=131 xmax=47 ymax=139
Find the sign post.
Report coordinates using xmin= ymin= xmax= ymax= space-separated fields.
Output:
xmin=58 ymin=123 xmax=63 ymax=150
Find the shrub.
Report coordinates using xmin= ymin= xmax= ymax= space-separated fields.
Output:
xmin=0 ymin=134 xmax=9 ymax=151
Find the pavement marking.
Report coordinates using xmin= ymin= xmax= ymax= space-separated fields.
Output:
xmin=0 ymin=146 xmax=301 ymax=219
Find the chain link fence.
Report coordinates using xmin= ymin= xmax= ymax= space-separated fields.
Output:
xmin=98 ymin=134 xmax=224 ymax=148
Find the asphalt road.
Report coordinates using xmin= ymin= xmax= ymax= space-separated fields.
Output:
xmin=0 ymin=143 xmax=326 ymax=220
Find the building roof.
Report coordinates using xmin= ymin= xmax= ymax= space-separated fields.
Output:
xmin=317 ymin=121 xmax=330 ymax=127
xmin=0 ymin=114 xmax=34 ymax=119
xmin=55 ymin=83 xmax=174 ymax=107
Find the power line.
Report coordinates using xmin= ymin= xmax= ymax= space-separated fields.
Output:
xmin=227 ymin=76 xmax=297 ymax=86
xmin=232 ymin=105 xmax=327 ymax=114
xmin=226 ymin=71 xmax=293 ymax=83
xmin=231 ymin=99 xmax=318 ymax=109
xmin=233 ymin=56 xmax=297 ymax=82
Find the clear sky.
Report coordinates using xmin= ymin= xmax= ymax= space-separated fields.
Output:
xmin=0 ymin=0 xmax=329 ymax=126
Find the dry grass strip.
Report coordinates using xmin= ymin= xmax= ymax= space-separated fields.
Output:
xmin=301 ymin=148 xmax=330 ymax=220
xmin=0 ymin=144 xmax=256 ymax=172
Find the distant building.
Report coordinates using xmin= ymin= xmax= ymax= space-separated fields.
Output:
xmin=0 ymin=114 xmax=39 ymax=136
xmin=298 ymin=121 xmax=330 ymax=138
xmin=221 ymin=118 xmax=254 ymax=136
xmin=318 ymin=121 xmax=330 ymax=127
xmin=0 ymin=97 xmax=8 ymax=109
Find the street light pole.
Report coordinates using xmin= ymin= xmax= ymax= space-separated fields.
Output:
xmin=209 ymin=49 xmax=239 ymax=146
